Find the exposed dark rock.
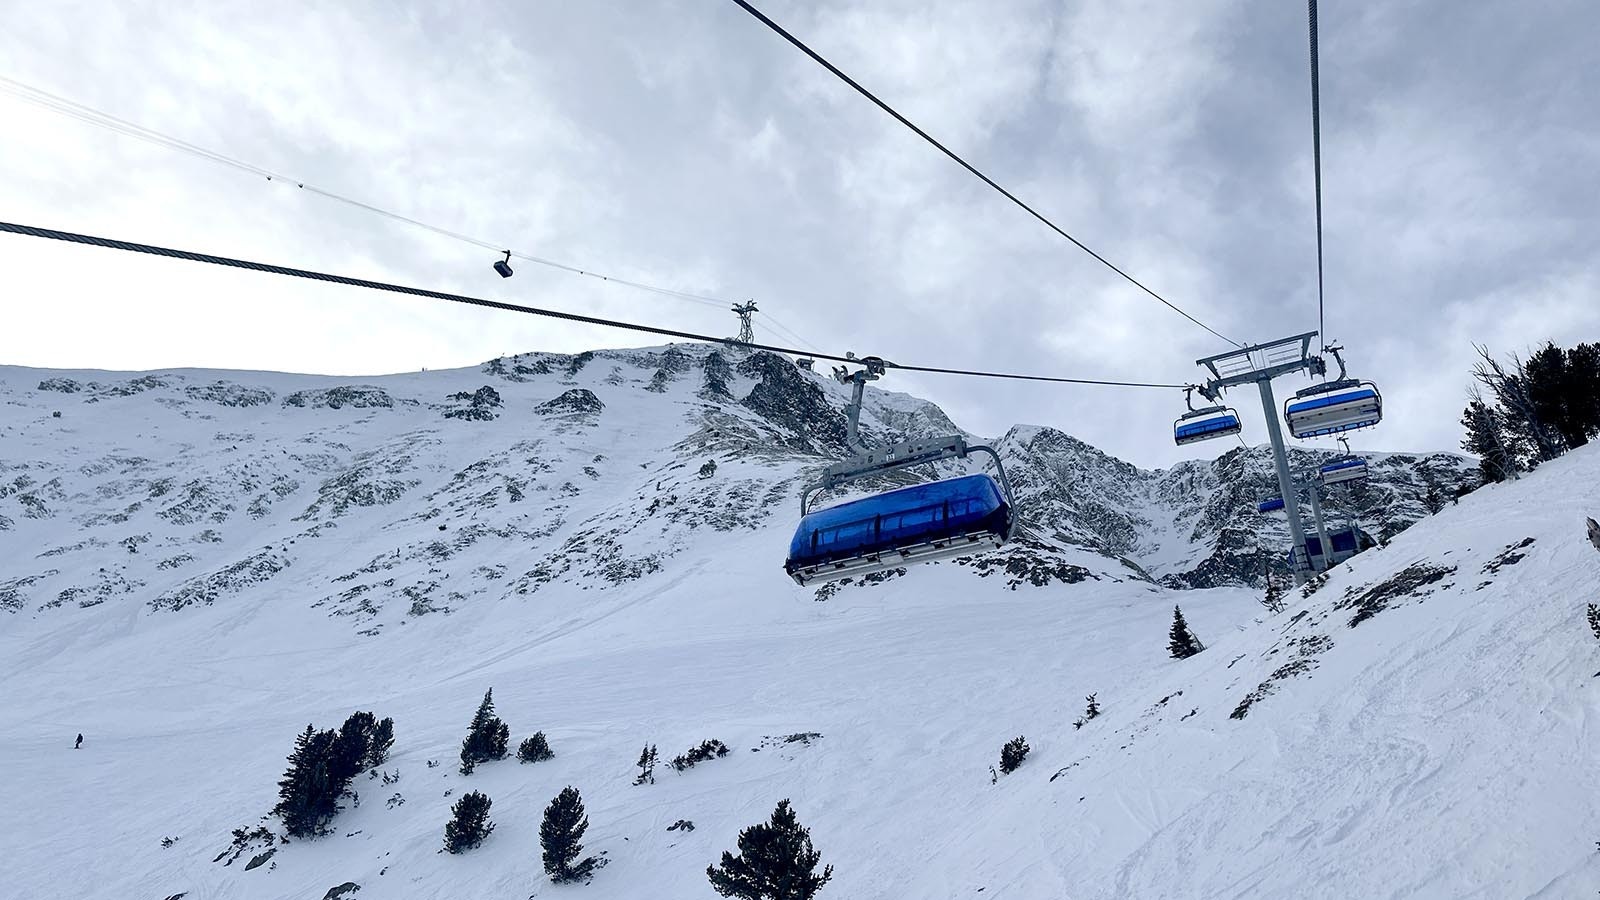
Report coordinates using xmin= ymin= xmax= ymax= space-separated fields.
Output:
xmin=956 ymin=539 xmax=1100 ymax=589
xmin=736 ymin=351 xmax=848 ymax=453
xmin=699 ymin=350 xmax=733 ymax=400
xmin=1481 ymin=537 xmax=1535 ymax=575
xmin=185 ymin=382 xmax=274 ymax=407
xmin=242 ymin=847 xmax=276 ymax=871
xmin=321 ymin=883 xmax=361 ymax=900
xmin=1 ymin=570 xmax=61 ymax=613
xmin=536 ymin=389 xmax=603 ymax=416
xmin=98 ymin=375 xmax=172 ymax=397
xmin=36 ymin=377 xmax=83 ymax=393
xmin=1231 ymin=633 xmax=1334 ymax=719
xmin=151 ymin=549 xmax=292 ymax=612
xmin=283 ymin=386 xmax=394 ymax=410
xmin=1339 ymin=563 xmax=1457 ymax=627
xmin=444 ymin=386 xmax=503 ymax=421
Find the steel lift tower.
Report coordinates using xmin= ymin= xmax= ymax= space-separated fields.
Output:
xmin=731 ymin=301 xmax=759 ymax=344
xmin=1195 ymin=332 xmax=1327 ymax=585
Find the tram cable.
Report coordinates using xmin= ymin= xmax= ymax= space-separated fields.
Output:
xmin=725 ymin=0 xmax=1240 ymax=348
xmin=0 ymin=220 xmax=1188 ymax=390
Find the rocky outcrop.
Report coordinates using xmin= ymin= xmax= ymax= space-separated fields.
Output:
xmin=536 ymin=388 xmax=603 ymax=416
xmin=283 ymin=385 xmax=395 ymax=410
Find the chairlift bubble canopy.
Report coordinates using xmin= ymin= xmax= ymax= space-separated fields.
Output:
xmin=785 ymin=474 xmax=1011 ymax=586
xmin=1174 ymin=407 xmax=1242 ymax=446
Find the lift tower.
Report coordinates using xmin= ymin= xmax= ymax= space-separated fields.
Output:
xmin=731 ymin=301 xmax=759 ymax=344
xmin=1195 ymin=332 xmax=1326 ymax=585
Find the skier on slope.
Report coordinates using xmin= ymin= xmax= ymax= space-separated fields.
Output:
xmin=74 ymin=733 xmax=83 ymax=749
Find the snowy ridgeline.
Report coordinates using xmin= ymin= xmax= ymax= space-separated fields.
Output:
xmin=0 ymin=344 xmax=1473 ymax=633
xmin=3 ymin=345 xmax=1591 ymax=899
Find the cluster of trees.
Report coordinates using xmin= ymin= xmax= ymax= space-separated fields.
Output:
xmin=671 ymin=739 xmax=731 ymax=772
xmin=273 ymin=710 xmax=394 ymax=838
xmin=1462 ymin=341 xmax=1600 ymax=482
xmin=440 ymin=784 xmax=600 ymax=883
xmin=442 ymin=785 xmax=833 ymax=898
xmin=269 ymin=690 xmax=835 ymax=896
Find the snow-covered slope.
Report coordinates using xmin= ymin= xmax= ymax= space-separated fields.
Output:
xmin=0 ymin=344 xmax=1469 ymax=625
xmin=3 ymin=345 xmax=1576 ymax=900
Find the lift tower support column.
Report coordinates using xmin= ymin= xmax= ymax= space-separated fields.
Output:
xmin=1196 ymin=332 xmax=1326 ymax=586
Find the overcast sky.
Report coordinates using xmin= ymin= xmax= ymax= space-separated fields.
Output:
xmin=2 ymin=0 xmax=1596 ymax=468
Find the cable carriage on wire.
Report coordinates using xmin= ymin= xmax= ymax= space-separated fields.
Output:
xmin=1173 ymin=387 xmax=1242 ymax=446
xmin=784 ymin=357 xmax=1016 ymax=587
xmin=1283 ymin=346 xmax=1382 ymax=440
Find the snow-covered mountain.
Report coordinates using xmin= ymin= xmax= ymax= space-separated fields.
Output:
xmin=6 ymin=344 xmax=1584 ymax=900
xmin=0 ymin=343 xmax=1469 ymax=626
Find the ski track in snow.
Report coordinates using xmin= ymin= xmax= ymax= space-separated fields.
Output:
xmin=0 ymin=347 xmax=1594 ymax=899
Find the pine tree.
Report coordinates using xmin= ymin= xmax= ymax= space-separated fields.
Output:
xmin=634 ymin=744 xmax=658 ymax=785
xmin=1472 ymin=345 xmax=1562 ymax=464
xmin=707 ymin=799 xmax=833 ymax=900
xmin=1461 ymin=391 xmax=1519 ymax=482
xmin=1084 ymin=693 xmax=1101 ymax=720
xmin=442 ymin=791 xmax=495 ymax=854
xmin=459 ymin=689 xmax=510 ymax=775
xmin=1421 ymin=469 xmax=1446 ymax=514
xmin=541 ymin=786 xmax=598 ymax=883
xmin=998 ymin=736 xmax=1029 ymax=775
xmin=367 ymin=717 xmax=395 ymax=768
xmin=1168 ymin=606 xmax=1204 ymax=659
xmin=273 ymin=725 xmax=342 ymax=838
xmin=1588 ymin=603 xmax=1600 ymax=642
xmin=1261 ymin=570 xmax=1287 ymax=615
xmin=1564 ymin=343 xmax=1600 ymax=440
xmin=518 ymin=732 xmax=554 ymax=763
xmin=331 ymin=711 xmax=376 ymax=784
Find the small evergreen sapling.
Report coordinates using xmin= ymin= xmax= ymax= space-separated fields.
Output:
xmin=707 ymin=799 xmax=833 ymax=900
xmin=442 ymin=791 xmax=495 ymax=854
xmin=998 ymin=736 xmax=1029 ymax=774
xmin=459 ymin=689 xmax=511 ymax=775
xmin=1074 ymin=693 xmax=1102 ymax=730
xmin=1588 ymin=603 xmax=1600 ymax=642
xmin=518 ymin=733 xmax=554 ymax=763
xmin=1261 ymin=571 xmax=1287 ymax=615
xmin=634 ymin=744 xmax=658 ymax=785
xmin=541 ymin=786 xmax=598 ymax=883
xmin=1168 ymin=605 xmax=1204 ymax=659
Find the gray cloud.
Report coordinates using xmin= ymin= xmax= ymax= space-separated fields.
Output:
xmin=1 ymin=0 xmax=1595 ymax=467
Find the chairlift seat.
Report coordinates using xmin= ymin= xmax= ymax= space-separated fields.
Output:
xmin=1284 ymin=381 xmax=1382 ymax=438
xmin=1257 ymin=497 xmax=1285 ymax=513
xmin=785 ymin=474 xmax=1011 ymax=586
xmin=1174 ymin=408 xmax=1242 ymax=446
xmin=1318 ymin=455 xmax=1369 ymax=485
